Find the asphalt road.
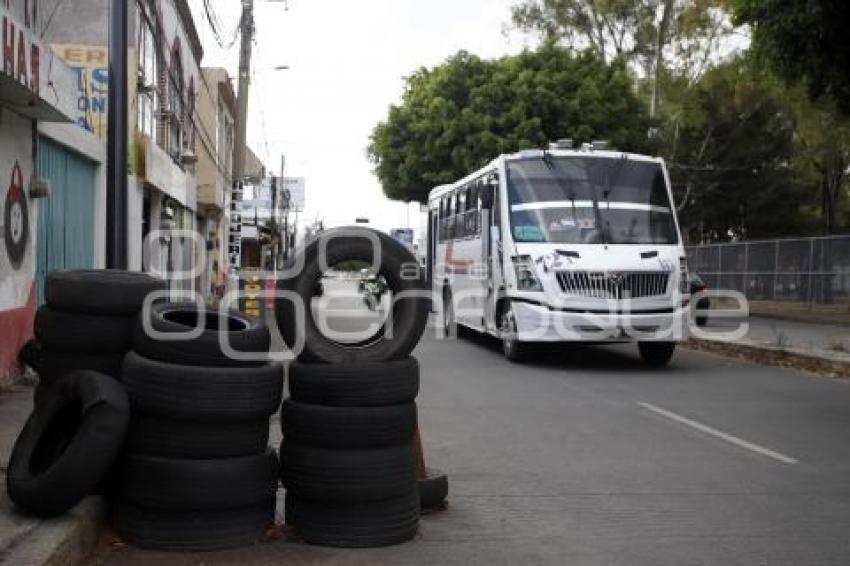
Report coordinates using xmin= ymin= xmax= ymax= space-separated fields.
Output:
xmin=92 ymin=314 xmax=850 ymax=565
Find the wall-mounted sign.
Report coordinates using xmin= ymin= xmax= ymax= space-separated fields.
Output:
xmin=53 ymin=44 xmax=109 ymax=138
xmin=282 ymin=177 xmax=306 ymax=211
xmin=0 ymin=1 xmax=76 ymax=122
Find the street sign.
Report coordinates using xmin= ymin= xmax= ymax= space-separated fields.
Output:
xmin=282 ymin=177 xmax=305 ymax=211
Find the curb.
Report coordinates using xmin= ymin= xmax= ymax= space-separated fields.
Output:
xmin=684 ymin=338 xmax=850 ymax=379
xmin=1 ymin=497 xmax=106 ymax=566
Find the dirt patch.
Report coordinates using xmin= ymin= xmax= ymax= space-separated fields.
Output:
xmin=683 ymin=338 xmax=850 ymax=380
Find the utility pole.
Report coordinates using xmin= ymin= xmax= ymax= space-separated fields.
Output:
xmin=233 ymin=0 xmax=254 ymax=183
xmin=107 ymin=0 xmax=129 ymax=268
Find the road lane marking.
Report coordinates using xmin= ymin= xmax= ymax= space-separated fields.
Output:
xmin=637 ymin=402 xmax=799 ymax=465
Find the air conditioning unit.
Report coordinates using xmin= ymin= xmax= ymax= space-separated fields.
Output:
xmin=181 ymin=150 xmax=197 ymax=166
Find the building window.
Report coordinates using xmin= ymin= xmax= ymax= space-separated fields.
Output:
xmin=168 ymin=41 xmax=184 ymax=161
xmin=137 ymin=4 xmax=159 ymax=143
xmin=186 ymin=77 xmax=195 ymax=152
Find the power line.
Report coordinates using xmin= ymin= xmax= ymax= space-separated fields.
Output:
xmin=202 ymin=0 xmax=241 ymax=49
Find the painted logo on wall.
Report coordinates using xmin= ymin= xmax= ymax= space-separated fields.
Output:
xmin=3 ymin=162 xmax=28 ymax=270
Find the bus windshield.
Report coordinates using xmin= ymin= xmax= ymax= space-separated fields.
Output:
xmin=506 ymin=156 xmax=679 ymax=245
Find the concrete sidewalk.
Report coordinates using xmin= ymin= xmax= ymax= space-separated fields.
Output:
xmin=689 ymin=315 xmax=850 ymax=378
xmin=0 ymin=383 xmax=105 ymax=565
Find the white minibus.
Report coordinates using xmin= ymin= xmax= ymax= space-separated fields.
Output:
xmin=426 ymin=142 xmax=690 ymax=365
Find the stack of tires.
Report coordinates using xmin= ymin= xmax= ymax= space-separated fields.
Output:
xmin=276 ymin=227 xmax=444 ymax=547
xmin=116 ymin=303 xmax=283 ymax=551
xmin=281 ymin=359 xmax=421 ymax=547
xmin=31 ymin=270 xmax=165 ymax=400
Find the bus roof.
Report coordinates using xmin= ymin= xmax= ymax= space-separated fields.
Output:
xmin=427 ymin=149 xmax=664 ymax=203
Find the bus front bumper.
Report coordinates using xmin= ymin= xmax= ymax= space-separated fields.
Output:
xmin=511 ymin=300 xmax=690 ymax=343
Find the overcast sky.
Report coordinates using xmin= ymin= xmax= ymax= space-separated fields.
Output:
xmin=189 ymin=0 xmax=531 ymax=237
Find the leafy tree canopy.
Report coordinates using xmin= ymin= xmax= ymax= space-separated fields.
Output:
xmin=368 ymin=45 xmax=650 ymax=203
xmin=731 ymin=0 xmax=850 ymax=112
xmin=669 ymin=57 xmax=817 ymax=240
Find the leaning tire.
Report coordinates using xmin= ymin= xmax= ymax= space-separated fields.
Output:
xmin=120 ymin=451 xmax=279 ymax=510
xmin=35 ymin=307 xmax=133 ymax=354
xmin=133 ymin=302 xmax=271 ymax=367
xmin=39 ymin=349 xmax=124 ymax=387
xmin=418 ymin=468 xmax=449 ymax=510
xmin=115 ymin=499 xmax=275 ymax=552
xmin=281 ymin=400 xmax=416 ymax=450
xmin=126 ymin=413 xmax=270 ymax=459
xmin=6 ymin=371 xmax=129 ymax=516
xmin=289 ymin=358 xmax=419 ymax=407
xmin=45 ymin=270 xmax=166 ymax=316
xmin=276 ymin=227 xmax=429 ymax=364
xmin=279 ymin=441 xmax=416 ymax=504
xmin=121 ymin=352 xmax=283 ymax=422
xmin=286 ymin=491 xmax=418 ymax=548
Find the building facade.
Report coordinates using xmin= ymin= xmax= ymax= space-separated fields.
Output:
xmin=1 ymin=0 xmax=106 ymax=383
xmin=195 ymin=67 xmax=235 ymax=301
xmin=44 ymin=0 xmax=204 ymax=290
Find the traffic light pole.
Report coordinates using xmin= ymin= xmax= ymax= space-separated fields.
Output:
xmin=106 ymin=0 xmax=129 ymax=269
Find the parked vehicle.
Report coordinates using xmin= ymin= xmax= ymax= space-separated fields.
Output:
xmin=689 ymin=273 xmax=710 ymax=327
xmin=427 ymin=142 xmax=690 ymax=365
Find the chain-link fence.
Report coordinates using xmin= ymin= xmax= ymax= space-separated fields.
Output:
xmin=686 ymin=236 xmax=850 ymax=306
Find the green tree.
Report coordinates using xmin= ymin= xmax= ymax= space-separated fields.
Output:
xmin=787 ymin=91 xmax=850 ymax=235
xmin=368 ymin=46 xmax=650 ymax=203
xmin=511 ymin=0 xmax=735 ymax=116
xmin=669 ymin=59 xmax=817 ymax=241
xmin=730 ymin=0 xmax=850 ymax=112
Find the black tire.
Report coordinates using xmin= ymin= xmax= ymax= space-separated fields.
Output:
xmin=35 ymin=306 xmax=133 ymax=354
xmin=418 ymin=468 xmax=449 ymax=510
xmin=133 ymin=302 xmax=271 ymax=367
xmin=289 ymin=358 xmax=419 ymax=407
xmin=38 ymin=349 xmax=124 ymax=387
xmin=45 ymin=270 xmax=166 ymax=316
xmin=3 ymin=164 xmax=29 ymax=269
xmin=279 ymin=441 xmax=416 ymax=504
xmin=115 ymin=499 xmax=275 ymax=552
xmin=638 ymin=342 xmax=677 ymax=367
xmin=6 ymin=371 xmax=130 ymax=516
xmin=286 ymin=491 xmax=418 ymax=548
xmin=276 ymin=227 xmax=429 ymax=364
xmin=120 ymin=450 xmax=279 ymax=510
xmin=126 ymin=413 xmax=270 ymax=459
xmin=500 ymin=304 xmax=527 ymax=363
xmin=281 ymin=400 xmax=416 ymax=450
xmin=19 ymin=339 xmax=41 ymax=372
xmin=121 ymin=352 xmax=283 ymax=422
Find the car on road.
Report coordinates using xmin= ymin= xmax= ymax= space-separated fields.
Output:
xmin=689 ymin=273 xmax=710 ymax=327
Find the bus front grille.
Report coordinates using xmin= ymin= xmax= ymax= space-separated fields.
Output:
xmin=555 ymin=271 xmax=670 ymax=299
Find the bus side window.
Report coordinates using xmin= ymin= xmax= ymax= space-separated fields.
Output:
xmin=448 ymin=193 xmax=457 ymax=240
xmin=457 ymin=190 xmax=468 ymax=239
xmin=439 ymin=197 xmax=449 ymax=243
xmin=491 ymin=174 xmax=501 ymax=229
xmin=469 ymin=184 xmax=480 ymax=235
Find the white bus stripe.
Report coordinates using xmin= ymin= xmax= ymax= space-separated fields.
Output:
xmin=511 ymin=201 xmax=672 ymax=213
xmin=638 ymin=402 xmax=799 ymax=465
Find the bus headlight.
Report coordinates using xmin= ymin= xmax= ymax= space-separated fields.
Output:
xmin=512 ymin=255 xmax=544 ymax=292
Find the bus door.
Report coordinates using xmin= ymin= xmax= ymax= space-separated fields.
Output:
xmin=481 ymin=174 xmax=502 ymax=331
xmin=427 ymin=207 xmax=438 ymax=310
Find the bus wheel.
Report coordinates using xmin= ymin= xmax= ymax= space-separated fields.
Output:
xmin=638 ymin=342 xmax=676 ymax=367
xmin=500 ymin=306 xmax=525 ymax=363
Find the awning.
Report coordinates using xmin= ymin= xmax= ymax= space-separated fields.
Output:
xmin=0 ymin=74 xmax=72 ymax=122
